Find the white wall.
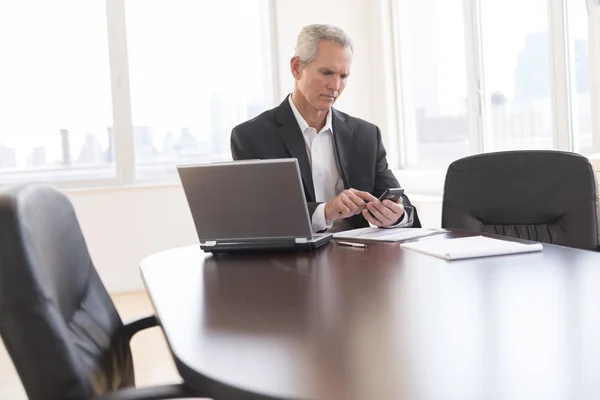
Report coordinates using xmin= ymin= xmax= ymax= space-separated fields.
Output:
xmin=64 ymin=0 xmax=441 ymax=293
xmin=67 ymin=185 xmax=197 ymax=293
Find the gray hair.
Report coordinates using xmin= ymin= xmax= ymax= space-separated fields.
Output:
xmin=294 ymin=24 xmax=353 ymax=66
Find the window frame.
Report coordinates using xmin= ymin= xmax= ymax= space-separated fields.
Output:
xmin=589 ymin=0 xmax=600 ymax=150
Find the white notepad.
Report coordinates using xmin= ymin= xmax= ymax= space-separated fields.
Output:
xmin=332 ymin=227 xmax=446 ymax=243
xmin=400 ymin=235 xmax=543 ymax=260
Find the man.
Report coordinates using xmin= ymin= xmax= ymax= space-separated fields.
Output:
xmin=231 ymin=24 xmax=420 ymax=232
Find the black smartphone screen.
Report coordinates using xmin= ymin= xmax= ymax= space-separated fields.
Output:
xmin=379 ymin=188 xmax=405 ymax=202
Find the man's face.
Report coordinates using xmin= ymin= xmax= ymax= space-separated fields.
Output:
xmin=293 ymin=39 xmax=353 ymax=112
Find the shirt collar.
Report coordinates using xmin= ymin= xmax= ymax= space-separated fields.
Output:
xmin=289 ymin=94 xmax=333 ymax=134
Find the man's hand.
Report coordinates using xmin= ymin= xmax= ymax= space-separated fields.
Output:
xmin=362 ymin=198 xmax=405 ymax=227
xmin=324 ymin=189 xmax=378 ymax=222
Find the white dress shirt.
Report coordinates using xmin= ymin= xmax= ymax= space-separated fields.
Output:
xmin=288 ymin=95 xmax=411 ymax=232
xmin=289 ymin=96 xmax=343 ymax=231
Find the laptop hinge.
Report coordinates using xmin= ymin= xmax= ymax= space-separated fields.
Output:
xmin=203 ymin=241 xmax=217 ymax=246
xmin=295 ymin=238 xmax=308 ymax=244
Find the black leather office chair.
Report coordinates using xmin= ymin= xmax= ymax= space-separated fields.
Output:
xmin=0 ymin=184 xmax=200 ymax=400
xmin=442 ymin=150 xmax=600 ymax=251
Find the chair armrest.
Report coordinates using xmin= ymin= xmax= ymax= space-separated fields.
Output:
xmin=95 ymin=383 xmax=198 ymax=400
xmin=121 ymin=315 xmax=159 ymax=342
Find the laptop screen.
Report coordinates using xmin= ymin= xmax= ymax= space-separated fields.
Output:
xmin=177 ymin=159 xmax=314 ymax=242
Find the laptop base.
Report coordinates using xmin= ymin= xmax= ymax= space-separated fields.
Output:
xmin=200 ymin=234 xmax=332 ymax=254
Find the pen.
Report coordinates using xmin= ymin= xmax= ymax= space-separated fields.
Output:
xmin=336 ymin=241 xmax=367 ymax=248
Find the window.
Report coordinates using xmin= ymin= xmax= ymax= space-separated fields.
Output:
xmin=481 ymin=0 xmax=553 ymax=151
xmin=125 ymin=0 xmax=274 ymax=181
xmin=0 ymin=0 xmax=274 ymax=187
xmin=394 ymin=0 xmax=470 ymax=167
xmin=392 ymin=0 xmax=599 ymax=178
xmin=0 ymin=1 xmax=114 ymax=184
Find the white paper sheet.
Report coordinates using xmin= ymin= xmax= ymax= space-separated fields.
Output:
xmin=332 ymin=227 xmax=447 ymax=243
xmin=400 ymin=235 xmax=543 ymax=260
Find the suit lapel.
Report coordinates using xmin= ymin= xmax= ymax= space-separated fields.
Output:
xmin=275 ymin=97 xmax=316 ymax=201
xmin=332 ymin=109 xmax=353 ymax=188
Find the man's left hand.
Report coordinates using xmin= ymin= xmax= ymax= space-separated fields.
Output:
xmin=362 ymin=198 xmax=404 ymax=227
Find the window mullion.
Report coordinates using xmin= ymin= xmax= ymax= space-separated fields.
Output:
xmin=589 ymin=1 xmax=600 ymax=153
xmin=547 ymin=0 xmax=574 ymax=151
xmin=464 ymin=0 xmax=486 ymax=154
xmin=391 ymin=0 xmax=416 ymax=166
xmin=106 ymin=0 xmax=135 ymax=184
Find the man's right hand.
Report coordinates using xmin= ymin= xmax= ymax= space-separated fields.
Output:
xmin=324 ymin=189 xmax=378 ymax=222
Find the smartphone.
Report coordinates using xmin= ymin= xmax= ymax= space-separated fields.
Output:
xmin=363 ymin=188 xmax=405 ymax=216
xmin=378 ymin=188 xmax=405 ymax=202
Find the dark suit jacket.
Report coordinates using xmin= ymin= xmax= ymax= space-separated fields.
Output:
xmin=230 ymin=96 xmax=421 ymax=229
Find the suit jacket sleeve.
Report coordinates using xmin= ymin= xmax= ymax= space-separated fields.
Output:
xmin=373 ymin=127 xmax=421 ymax=228
xmin=231 ymin=127 xmax=255 ymax=160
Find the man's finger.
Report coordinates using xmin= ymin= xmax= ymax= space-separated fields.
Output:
xmin=369 ymin=200 xmax=396 ymax=221
xmin=362 ymin=208 xmax=382 ymax=226
xmin=345 ymin=192 xmax=369 ymax=209
xmin=366 ymin=202 xmax=392 ymax=225
xmin=340 ymin=196 xmax=361 ymax=214
xmin=350 ymin=189 xmax=378 ymax=203
xmin=382 ymin=200 xmax=405 ymax=217
xmin=336 ymin=201 xmax=351 ymax=217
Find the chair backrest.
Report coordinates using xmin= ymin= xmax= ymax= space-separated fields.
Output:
xmin=0 ymin=184 xmax=134 ymax=400
xmin=442 ymin=150 xmax=600 ymax=251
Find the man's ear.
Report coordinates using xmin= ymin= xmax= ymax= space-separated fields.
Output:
xmin=290 ymin=56 xmax=303 ymax=80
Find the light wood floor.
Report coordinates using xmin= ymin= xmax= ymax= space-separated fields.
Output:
xmin=0 ymin=292 xmax=182 ymax=400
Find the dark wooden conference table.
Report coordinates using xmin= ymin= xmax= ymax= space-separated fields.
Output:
xmin=140 ymin=230 xmax=600 ymax=400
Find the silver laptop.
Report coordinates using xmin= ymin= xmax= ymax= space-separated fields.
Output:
xmin=177 ymin=158 xmax=332 ymax=253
